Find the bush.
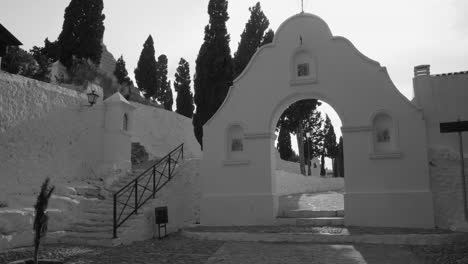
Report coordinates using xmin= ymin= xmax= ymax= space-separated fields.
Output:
xmin=131 ymin=142 xmax=149 ymax=165
xmin=67 ymin=58 xmax=98 ymax=86
xmin=1 ymin=46 xmax=39 ymax=78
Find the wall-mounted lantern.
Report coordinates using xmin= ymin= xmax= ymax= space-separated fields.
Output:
xmin=87 ymin=90 xmax=99 ymax=106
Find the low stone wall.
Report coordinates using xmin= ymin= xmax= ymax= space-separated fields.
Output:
xmin=0 ymin=71 xmax=90 ymax=133
xmin=275 ymin=170 xmax=344 ymax=195
xmin=429 ymin=145 xmax=468 ymax=230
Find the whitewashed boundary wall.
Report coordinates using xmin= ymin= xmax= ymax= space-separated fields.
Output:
xmin=414 ymin=71 xmax=468 ymax=229
xmin=131 ymin=102 xmax=202 ymax=159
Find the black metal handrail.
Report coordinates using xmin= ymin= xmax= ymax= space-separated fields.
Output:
xmin=113 ymin=143 xmax=184 ymax=238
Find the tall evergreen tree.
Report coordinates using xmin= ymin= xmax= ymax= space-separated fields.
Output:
xmin=277 ymin=99 xmax=321 ymax=175
xmin=134 ymin=35 xmax=158 ymax=99
xmin=233 ymin=2 xmax=270 ymax=78
xmin=156 ymin=54 xmax=172 ymax=110
xmin=57 ymin=0 xmax=105 ymax=68
xmin=193 ymin=0 xmax=234 ymax=148
xmin=175 ymin=58 xmax=194 ymax=118
xmin=323 ymin=115 xmax=338 ymax=176
xmin=114 ymin=55 xmax=133 ymax=86
xmin=277 ymin=127 xmax=293 ymax=161
xmin=162 ymin=81 xmax=173 ymax=111
xmin=261 ymin=29 xmax=275 ymax=46
xmin=337 ymin=136 xmax=344 ymax=177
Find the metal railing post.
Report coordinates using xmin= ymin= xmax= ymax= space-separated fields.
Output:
xmin=113 ymin=194 xmax=117 ymax=238
xmin=152 ymin=166 xmax=156 ymax=198
xmin=134 ymin=179 xmax=138 ymax=214
xmin=181 ymin=144 xmax=184 ymax=160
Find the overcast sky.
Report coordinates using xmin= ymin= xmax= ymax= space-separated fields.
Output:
xmin=2 ymin=0 xmax=467 ymax=138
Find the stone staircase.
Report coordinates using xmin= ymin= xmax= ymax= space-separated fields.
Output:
xmin=276 ymin=209 xmax=345 ymax=226
xmin=58 ymin=167 xmax=149 ymax=246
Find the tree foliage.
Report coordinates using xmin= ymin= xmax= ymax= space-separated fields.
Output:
xmin=29 ymin=45 xmax=52 ymax=82
xmin=1 ymin=46 xmax=38 ymax=78
xmin=323 ymin=115 xmax=338 ymax=158
xmin=233 ymin=2 xmax=270 ymax=78
xmin=322 ymin=115 xmax=338 ymax=176
xmin=302 ymin=110 xmax=325 ymax=160
xmin=277 ymin=99 xmax=321 ymax=175
xmin=335 ymin=136 xmax=344 ymax=177
xmin=134 ymin=35 xmax=158 ymax=99
xmin=114 ymin=55 xmax=133 ymax=86
xmin=57 ymin=0 xmax=105 ymax=68
xmin=193 ymin=0 xmax=234 ymax=148
xmin=277 ymin=127 xmax=293 ymax=161
xmin=261 ymin=29 xmax=275 ymax=46
xmin=156 ymin=54 xmax=173 ymax=110
xmin=175 ymin=58 xmax=194 ymax=118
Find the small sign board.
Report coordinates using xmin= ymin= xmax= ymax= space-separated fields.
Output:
xmin=440 ymin=121 xmax=468 ymax=133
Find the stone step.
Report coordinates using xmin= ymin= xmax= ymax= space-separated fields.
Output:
xmin=278 ymin=210 xmax=344 ymax=218
xmin=76 ymin=212 xmax=113 ymax=222
xmin=296 ymin=217 xmax=345 ymax=226
xmin=61 ymin=231 xmax=113 ymax=239
xmin=182 ymin=227 xmax=468 ymax=245
xmin=66 ymin=224 xmax=113 ymax=233
xmin=84 ymin=207 xmax=113 ymax=214
xmin=58 ymin=235 xmax=113 ymax=247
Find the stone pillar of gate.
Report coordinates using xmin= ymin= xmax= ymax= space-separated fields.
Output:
xmin=98 ymin=92 xmax=136 ymax=187
xmin=200 ymin=132 xmax=278 ymax=226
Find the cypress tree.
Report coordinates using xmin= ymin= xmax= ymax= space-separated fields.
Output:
xmin=114 ymin=55 xmax=133 ymax=86
xmin=162 ymin=81 xmax=173 ymax=111
xmin=338 ymin=136 xmax=344 ymax=177
xmin=193 ymin=0 xmax=234 ymax=148
xmin=134 ymin=35 xmax=158 ymax=99
xmin=175 ymin=58 xmax=194 ymax=118
xmin=261 ymin=29 xmax=275 ymax=46
xmin=57 ymin=0 xmax=105 ymax=68
xmin=233 ymin=2 xmax=270 ymax=78
xmin=277 ymin=99 xmax=321 ymax=175
xmin=277 ymin=127 xmax=293 ymax=161
xmin=156 ymin=54 xmax=172 ymax=110
xmin=323 ymin=115 xmax=338 ymax=176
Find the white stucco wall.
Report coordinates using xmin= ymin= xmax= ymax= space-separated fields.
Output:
xmin=131 ymin=102 xmax=202 ymax=159
xmin=0 ymin=73 xmax=134 ymax=209
xmin=414 ymin=72 xmax=468 ymax=228
xmin=201 ymin=13 xmax=434 ymax=228
xmin=413 ymin=72 xmax=468 ymax=152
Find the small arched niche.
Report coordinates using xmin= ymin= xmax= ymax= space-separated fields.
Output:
xmin=290 ymin=47 xmax=317 ymax=85
xmin=226 ymin=124 xmax=245 ymax=160
xmin=371 ymin=112 xmax=400 ymax=157
xmin=123 ymin=113 xmax=129 ymax=131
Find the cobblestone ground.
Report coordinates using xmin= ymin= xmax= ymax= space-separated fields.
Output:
xmin=279 ymin=190 xmax=344 ymax=212
xmin=1 ymin=234 xmax=468 ymax=264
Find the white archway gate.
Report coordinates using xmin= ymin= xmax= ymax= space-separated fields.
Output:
xmin=200 ymin=13 xmax=434 ymax=228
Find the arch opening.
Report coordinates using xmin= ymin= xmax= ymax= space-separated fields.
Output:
xmin=272 ymin=97 xmax=345 ymax=219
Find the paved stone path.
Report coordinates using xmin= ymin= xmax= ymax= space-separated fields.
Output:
xmin=2 ymin=234 xmax=468 ymax=263
xmin=279 ymin=190 xmax=344 ymax=212
xmin=206 ymin=242 xmax=424 ymax=264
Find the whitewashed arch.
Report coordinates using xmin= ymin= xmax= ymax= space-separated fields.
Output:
xmin=201 ymin=13 xmax=434 ymax=229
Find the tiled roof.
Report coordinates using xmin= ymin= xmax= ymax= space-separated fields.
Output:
xmin=0 ymin=22 xmax=22 ymax=46
xmin=434 ymin=71 xmax=468 ymax=77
